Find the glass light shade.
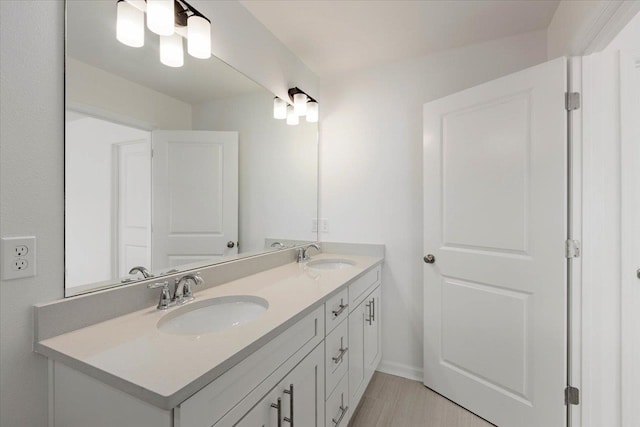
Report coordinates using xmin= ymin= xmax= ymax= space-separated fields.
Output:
xmin=273 ymin=97 xmax=287 ymax=119
xmin=187 ymin=15 xmax=211 ymax=59
xmin=147 ymin=0 xmax=175 ymax=36
xmin=160 ymin=34 xmax=184 ymax=67
xmin=286 ymin=105 xmax=299 ymax=125
xmin=306 ymin=101 xmax=319 ymax=123
xmin=116 ymin=0 xmax=145 ymax=48
xmin=293 ymin=93 xmax=308 ymax=115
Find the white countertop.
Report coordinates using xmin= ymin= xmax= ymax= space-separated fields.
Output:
xmin=36 ymin=253 xmax=383 ymax=409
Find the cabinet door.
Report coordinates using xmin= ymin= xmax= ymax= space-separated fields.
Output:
xmin=348 ymin=298 xmax=367 ymax=408
xmin=278 ymin=343 xmax=325 ymax=427
xmin=364 ymin=286 xmax=382 ymax=380
xmin=235 ymin=388 xmax=281 ymax=427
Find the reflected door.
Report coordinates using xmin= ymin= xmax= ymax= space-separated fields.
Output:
xmin=152 ymin=131 xmax=239 ymax=272
xmin=423 ymin=58 xmax=567 ymax=426
xmin=115 ymin=140 xmax=151 ymax=276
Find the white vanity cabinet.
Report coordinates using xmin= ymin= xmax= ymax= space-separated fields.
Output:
xmin=234 ymin=343 xmax=325 ymax=427
xmin=348 ymin=283 xmax=382 ymax=413
xmin=48 ymin=261 xmax=383 ymax=427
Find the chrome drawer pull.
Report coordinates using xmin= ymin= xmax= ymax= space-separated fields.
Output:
xmin=332 ymin=300 xmax=348 ymax=317
xmin=283 ymin=384 xmax=294 ymax=426
xmin=371 ymin=298 xmax=375 ymax=321
xmin=365 ymin=302 xmax=372 ymax=325
xmin=271 ymin=398 xmax=282 ymax=427
xmin=332 ymin=404 xmax=349 ymax=426
xmin=332 ymin=336 xmax=348 ymax=364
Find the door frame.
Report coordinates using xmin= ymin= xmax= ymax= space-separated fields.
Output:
xmin=564 ymin=5 xmax=640 ymax=427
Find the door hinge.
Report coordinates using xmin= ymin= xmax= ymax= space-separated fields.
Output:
xmin=565 ymin=92 xmax=581 ymax=111
xmin=565 ymin=386 xmax=580 ymax=405
xmin=565 ymin=239 xmax=580 ymax=258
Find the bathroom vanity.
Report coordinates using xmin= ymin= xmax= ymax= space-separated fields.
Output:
xmin=35 ymin=252 xmax=383 ymax=427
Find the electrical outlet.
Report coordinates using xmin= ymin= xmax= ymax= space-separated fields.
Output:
xmin=1 ymin=236 xmax=36 ymax=280
xmin=319 ymin=219 xmax=329 ymax=233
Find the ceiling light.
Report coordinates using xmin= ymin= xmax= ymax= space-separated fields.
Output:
xmin=116 ymin=0 xmax=145 ymax=48
xmin=187 ymin=15 xmax=211 ymax=59
xmin=306 ymin=101 xmax=319 ymax=123
xmin=146 ymin=0 xmax=175 ymax=36
xmin=274 ymin=97 xmax=287 ymax=119
xmin=160 ymin=33 xmax=184 ymax=67
xmin=286 ymin=105 xmax=299 ymax=126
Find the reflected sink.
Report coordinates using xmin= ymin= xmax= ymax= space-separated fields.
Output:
xmin=158 ymin=296 xmax=269 ymax=335
xmin=306 ymin=259 xmax=356 ymax=270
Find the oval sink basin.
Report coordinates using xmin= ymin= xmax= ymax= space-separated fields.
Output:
xmin=158 ymin=295 xmax=268 ymax=335
xmin=306 ymin=259 xmax=356 ymax=270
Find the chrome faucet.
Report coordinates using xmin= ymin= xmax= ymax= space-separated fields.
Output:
xmin=129 ymin=266 xmax=153 ymax=278
xmin=271 ymin=241 xmax=286 ymax=249
xmin=147 ymin=272 xmax=204 ymax=309
xmin=297 ymin=243 xmax=320 ymax=263
xmin=174 ymin=272 xmax=204 ymax=304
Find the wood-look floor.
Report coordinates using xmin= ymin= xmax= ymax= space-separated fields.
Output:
xmin=348 ymin=372 xmax=495 ymax=427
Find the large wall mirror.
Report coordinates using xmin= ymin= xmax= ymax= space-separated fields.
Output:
xmin=65 ymin=1 xmax=318 ymax=296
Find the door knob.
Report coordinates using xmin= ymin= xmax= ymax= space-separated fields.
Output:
xmin=227 ymin=241 xmax=235 ymax=248
xmin=423 ymin=254 xmax=436 ymax=264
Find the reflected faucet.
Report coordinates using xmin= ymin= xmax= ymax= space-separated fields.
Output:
xmin=271 ymin=242 xmax=286 ymax=249
xmin=297 ymin=243 xmax=320 ymax=263
xmin=129 ymin=266 xmax=153 ymax=279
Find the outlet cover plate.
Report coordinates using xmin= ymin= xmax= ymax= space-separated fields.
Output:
xmin=1 ymin=236 xmax=36 ymax=280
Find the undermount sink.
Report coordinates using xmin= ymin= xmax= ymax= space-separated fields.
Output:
xmin=157 ymin=295 xmax=269 ymax=335
xmin=306 ymin=258 xmax=356 ymax=270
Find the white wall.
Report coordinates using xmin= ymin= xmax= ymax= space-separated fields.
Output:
xmin=193 ymin=92 xmax=318 ymax=253
xmin=65 ymin=117 xmax=149 ymax=288
xmin=0 ymin=1 xmax=318 ymax=426
xmin=67 ymin=58 xmax=192 ymax=130
xmin=318 ymin=29 xmax=548 ymax=379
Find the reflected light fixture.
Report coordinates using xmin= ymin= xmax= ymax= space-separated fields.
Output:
xmin=273 ymin=87 xmax=319 ymax=125
xmin=286 ymin=105 xmax=299 ymax=126
xmin=116 ymin=0 xmax=212 ymax=67
xmin=273 ymin=97 xmax=287 ymax=119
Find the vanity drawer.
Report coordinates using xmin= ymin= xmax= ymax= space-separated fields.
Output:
xmin=325 ymin=317 xmax=348 ymax=398
xmin=325 ymin=288 xmax=349 ymax=334
xmin=349 ymin=265 xmax=381 ymax=312
xmin=177 ymin=305 xmax=325 ymax=427
xmin=325 ymin=373 xmax=349 ymax=427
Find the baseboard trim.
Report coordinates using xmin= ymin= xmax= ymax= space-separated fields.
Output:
xmin=376 ymin=360 xmax=423 ymax=382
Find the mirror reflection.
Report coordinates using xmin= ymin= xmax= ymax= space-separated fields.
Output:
xmin=65 ymin=0 xmax=318 ymax=296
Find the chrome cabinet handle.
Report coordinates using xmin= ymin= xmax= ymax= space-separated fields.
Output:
xmin=271 ymin=398 xmax=282 ymax=427
xmin=283 ymin=384 xmax=293 ymax=425
xmin=332 ymin=300 xmax=349 ymax=317
xmin=365 ymin=302 xmax=372 ymax=325
xmin=424 ymin=254 xmax=436 ymax=264
xmin=371 ymin=298 xmax=375 ymax=322
xmin=332 ymin=404 xmax=349 ymax=426
xmin=227 ymin=241 xmax=235 ymax=248
xmin=332 ymin=336 xmax=348 ymax=364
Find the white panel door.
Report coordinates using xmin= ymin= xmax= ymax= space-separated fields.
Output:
xmin=115 ymin=140 xmax=151 ymax=277
xmin=152 ymin=131 xmax=238 ymax=272
xmin=423 ymin=57 xmax=567 ymax=427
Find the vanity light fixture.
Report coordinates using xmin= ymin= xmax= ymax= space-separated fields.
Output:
xmin=273 ymin=97 xmax=288 ymax=119
xmin=116 ymin=0 xmax=212 ymax=67
xmin=286 ymin=105 xmax=299 ymax=126
xmin=272 ymin=87 xmax=319 ymax=125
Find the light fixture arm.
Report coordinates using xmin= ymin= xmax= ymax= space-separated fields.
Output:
xmin=287 ymin=87 xmax=317 ymax=104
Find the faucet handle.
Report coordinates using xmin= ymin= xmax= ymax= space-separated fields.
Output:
xmin=148 ymin=281 xmax=172 ymax=310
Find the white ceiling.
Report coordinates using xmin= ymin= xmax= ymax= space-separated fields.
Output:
xmin=240 ymin=0 xmax=560 ymax=76
xmin=67 ymin=1 xmax=263 ymax=105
